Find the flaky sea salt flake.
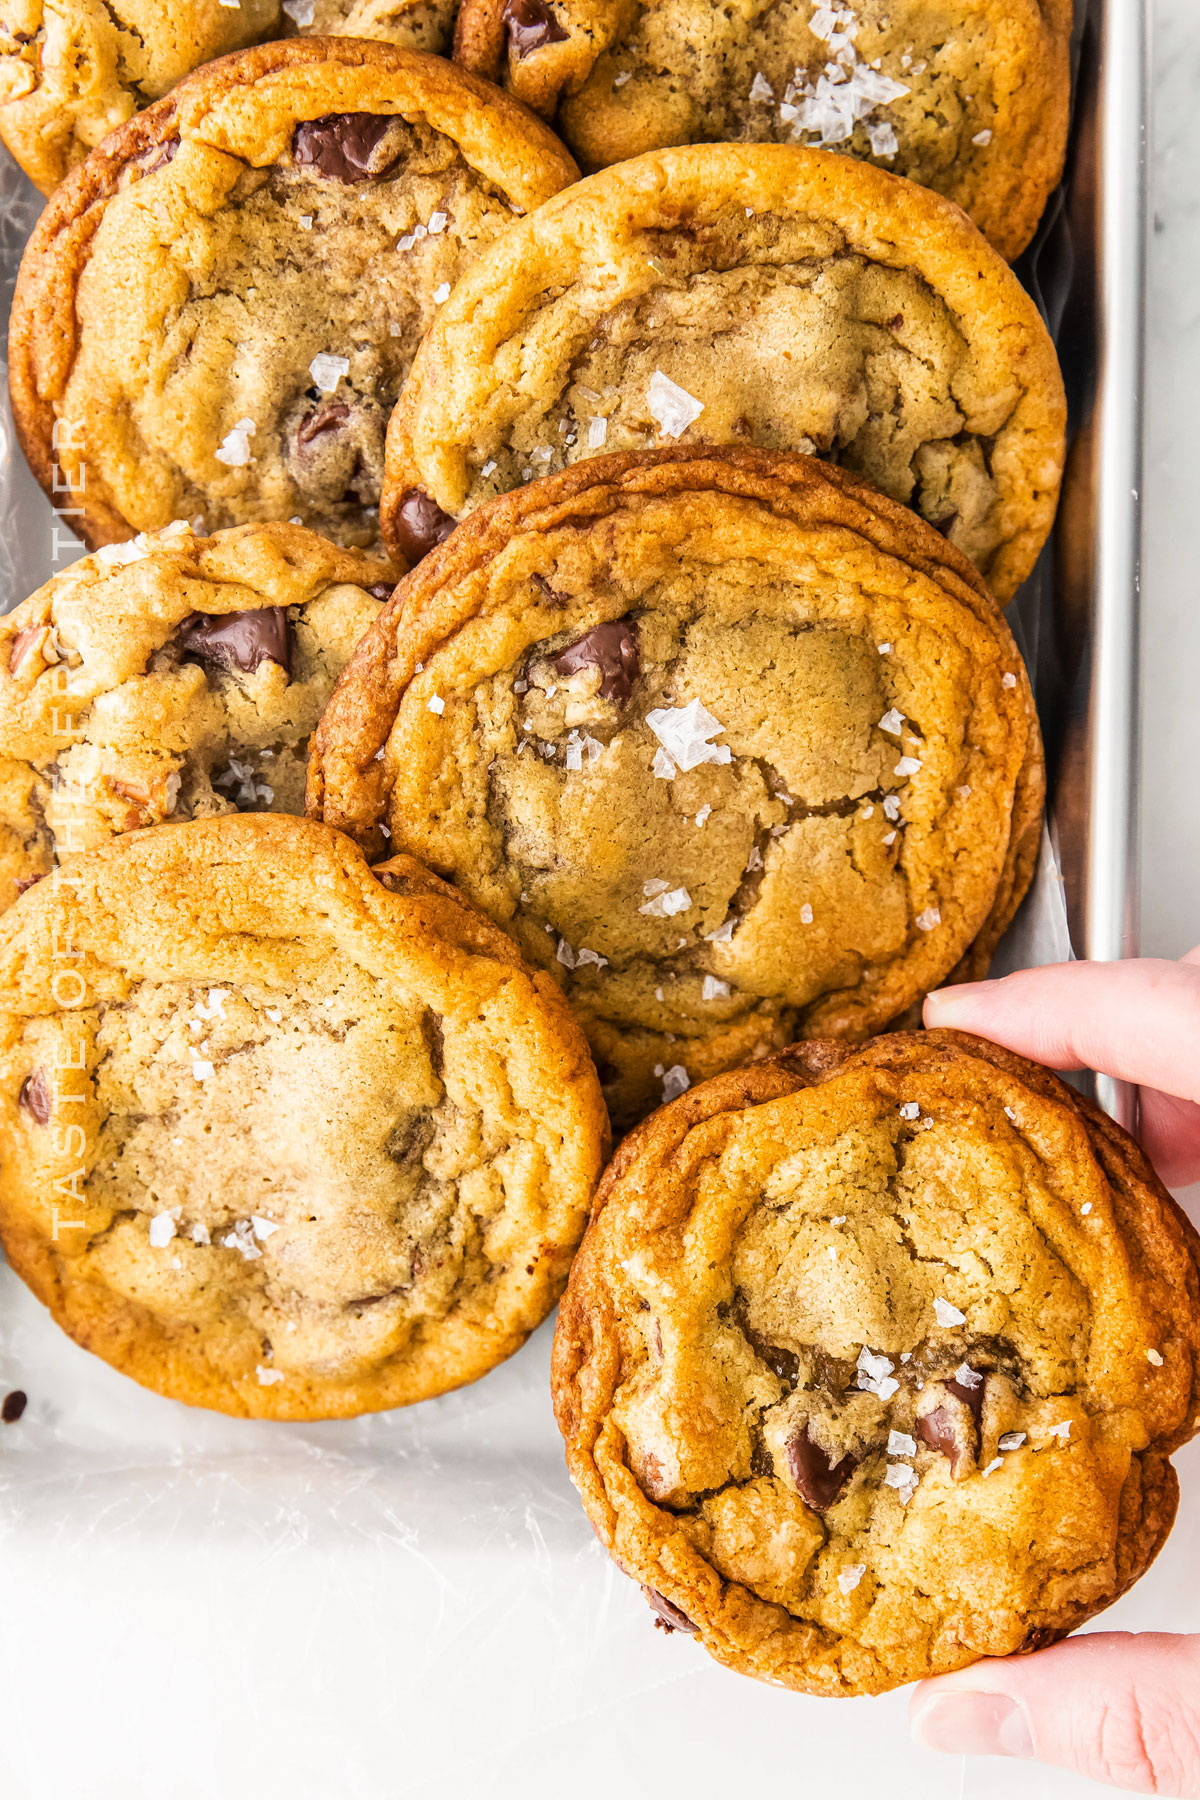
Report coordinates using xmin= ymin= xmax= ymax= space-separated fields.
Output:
xmin=647 ymin=370 xmax=704 ymax=439
xmin=894 ymin=755 xmax=922 ymax=777
xmin=888 ymin=1430 xmax=917 ymax=1457
xmin=972 ymin=129 xmax=993 ymax=146
xmin=934 ymin=1297 xmax=966 ymax=1328
xmin=251 ymin=1216 xmax=279 ymax=1240
xmin=309 ymin=352 xmax=350 ymax=392
xmin=1147 ymin=1348 xmax=1165 ymax=1367
xmin=998 ymin=1431 xmax=1026 ymax=1451
xmin=705 ymin=919 xmax=735 ymax=943
xmin=702 ymin=976 xmax=730 ymax=1000
xmin=800 ymin=903 xmax=814 ymax=924
xmin=639 ymin=885 xmax=691 ymax=919
xmin=750 ymin=72 xmax=774 ymax=101
xmin=148 ymin=1212 xmax=176 ymax=1248
xmin=662 ymin=1064 xmax=690 ymax=1100
xmin=646 ymin=698 xmax=732 ymax=771
xmin=955 ymin=1363 xmax=984 ymax=1390
xmin=256 ymin=1365 xmax=284 ymax=1385
xmin=214 ymin=418 xmax=256 ymax=466
xmin=878 ymin=708 xmax=904 ymax=734
xmin=427 ymin=694 xmax=445 ymax=715
xmin=899 ymin=1100 xmax=920 ymax=1120
xmin=587 ymin=416 xmax=608 ymax=448
xmin=915 ymin=907 xmax=941 ymax=931
xmin=838 ymin=1564 xmax=866 ymax=1594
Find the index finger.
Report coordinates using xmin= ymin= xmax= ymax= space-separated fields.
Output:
xmin=924 ymin=956 xmax=1200 ymax=1106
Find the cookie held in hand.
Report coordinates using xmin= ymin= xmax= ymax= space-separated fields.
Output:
xmin=453 ymin=0 xmax=1071 ymax=262
xmin=0 ymin=519 xmax=394 ymax=914
xmin=551 ymin=1032 xmax=1200 ymax=1695
xmin=9 ymin=38 xmax=578 ymax=551
xmin=313 ymin=448 xmax=1044 ymax=1128
xmin=381 ymin=142 xmax=1065 ymax=598
xmin=0 ymin=815 xmax=608 ymax=1418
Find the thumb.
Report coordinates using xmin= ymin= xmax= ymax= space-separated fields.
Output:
xmin=909 ymin=1633 xmax=1200 ymax=1795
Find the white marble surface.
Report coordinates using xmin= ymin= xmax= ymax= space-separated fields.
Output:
xmin=0 ymin=5 xmax=1197 ymax=1796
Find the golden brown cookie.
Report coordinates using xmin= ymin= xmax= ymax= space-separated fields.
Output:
xmin=0 ymin=813 xmax=608 ymax=1418
xmin=313 ymin=449 xmax=1044 ymax=1129
xmin=552 ymin=1030 xmax=1200 ymax=1695
xmin=453 ymin=0 xmax=1071 ymax=263
xmin=380 ymin=142 xmax=1066 ymax=599
xmin=0 ymin=0 xmax=461 ymax=195
xmin=9 ymin=38 xmax=579 ymax=551
xmin=0 ymin=519 xmax=394 ymax=915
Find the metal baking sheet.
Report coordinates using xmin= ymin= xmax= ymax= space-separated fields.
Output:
xmin=0 ymin=10 xmax=1157 ymax=1788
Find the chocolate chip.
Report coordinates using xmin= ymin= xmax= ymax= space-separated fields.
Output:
xmin=889 ymin=313 xmax=905 ymax=330
xmin=934 ymin=511 xmax=959 ymax=539
xmin=18 ymin=1071 xmax=51 ymax=1125
xmin=8 ymin=625 xmax=42 ymax=676
xmin=296 ymin=400 xmax=350 ymax=447
xmin=142 ymin=137 xmax=179 ymax=176
xmin=367 ymin=583 xmax=394 ymax=601
xmin=293 ymin=113 xmax=402 ymax=182
xmin=642 ymin=1587 xmax=699 ymax=1634
xmin=13 ymin=873 xmax=47 ymax=898
xmin=947 ymin=1372 xmax=986 ymax=1425
xmin=1 ymin=1391 xmax=27 ymax=1424
xmin=551 ymin=619 xmax=640 ymax=703
xmin=916 ymin=1405 xmax=967 ymax=1469
xmin=1018 ymin=1626 xmax=1059 ymax=1654
xmin=176 ymin=608 xmax=291 ymax=677
xmin=392 ymin=490 xmax=456 ymax=564
xmin=753 ymin=1339 xmax=800 ymax=1384
xmin=917 ymin=1376 xmax=985 ymax=1475
xmin=503 ymin=0 xmax=568 ymax=57
xmin=786 ymin=1425 xmax=857 ymax=1510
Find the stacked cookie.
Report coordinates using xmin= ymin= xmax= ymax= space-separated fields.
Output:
xmin=3 ymin=5 xmax=1200 ymax=1700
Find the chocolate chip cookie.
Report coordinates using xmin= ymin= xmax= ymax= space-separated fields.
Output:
xmin=313 ymin=449 xmax=1044 ymax=1129
xmin=380 ymin=143 xmax=1066 ymax=599
xmin=453 ymin=0 xmax=1071 ymax=262
xmin=0 ymin=813 xmax=608 ymax=1418
xmin=552 ymin=1030 xmax=1200 ymax=1695
xmin=0 ymin=1 xmax=460 ymax=195
xmin=9 ymin=39 xmax=579 ymax=552
xmin=0 ymin=519 xmax=393 ymax=914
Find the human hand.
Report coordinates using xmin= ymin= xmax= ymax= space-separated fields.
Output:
xmin=907 ymin=951 xmax=1200 ymax=1794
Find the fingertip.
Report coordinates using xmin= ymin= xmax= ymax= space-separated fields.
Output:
xmin=909 ymin=1689 xmax=1034 ymax=1761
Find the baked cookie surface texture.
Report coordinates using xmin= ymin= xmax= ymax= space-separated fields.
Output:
xmin=0 ymin=814 xmax=608 ymax=1418
xmin=0 ymin=0 xmax=464 ymax=194
xmin=381 ymin=143 xmax=1065 ymax=599
xmin=9 ymin=39 xmax=579 ymax=550
xmin=552 ymin=1031 xmax=1200 ymax=1694
xmin=453 ymin=0 xmax=1072 ymax=262
xmin=0 ymin=519 xmax=394 ymax=914
xmin=314 ymin=450 xmax=1044 ymax=1128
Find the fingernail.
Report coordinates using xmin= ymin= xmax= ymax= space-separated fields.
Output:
xmin=913 ymin=1693 xmax=1034 ymax=1760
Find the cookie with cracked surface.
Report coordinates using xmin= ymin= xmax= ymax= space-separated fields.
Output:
xmin=0 ymin=0 xmax=461 ymax=196
xmin=312 ymin=448 xmax=1044 ymax=1130
xmin=9 ymin=39 xmax=579 ymax=552
xmin=551 ymin=1030 xmax=1200 ymax=1695
xmin=0 ymin=519 xmax=394 ymax=915
xmin=453 ymin=0 xmax=1071 ymax=263
xmin=0 ymin=814 xmax=608 ymax=1418
xmin=380 ymin=143 xmax=1066 ymax=599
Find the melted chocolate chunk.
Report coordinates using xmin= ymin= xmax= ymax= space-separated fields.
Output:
xmin=786 ymin=1425 xmax=857 ymax=1510
xmin=297 ymin=400 xmax=350 ymax=447
xmin=503 ymin=0 xmax=569 ymax=57
xmin=293 ymin=113 xmax=402 ymax=182
xmin=746 ymin=1331 xmax=799 ymax=1384
xmin=392 ymin=490 xmax=456 ymax=564
xmin=642 ymin=1587 xmax=699 ymax=1634
xmin=947 ymin=1372 xmax=986 ymax=1424
xmin=8 ymin=625 xmax=42 ymax=675
xmin=1 ymin=1391 xmax=27 ymax=1424
xmin=551 ymin=619 xmax=640 ymax=703
xmin=1019 ymin=1625 xmax=1060 ymax=1654
xmin=177 ymin=608 xmax=291 ymax=677
xmin=142 ymin=137 xmax=179 ymax=176
xmin=18 ymin=1070 xmax=51 ymax=1125
xmin=367 ymin=582 xmax=394 ymax=601
xmin=917 ymin=1375 xmax=985 ymax=1475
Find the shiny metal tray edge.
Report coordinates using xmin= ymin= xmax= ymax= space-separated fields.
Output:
xmin=1042 ymin=0 xmax=1147 ymax=1129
